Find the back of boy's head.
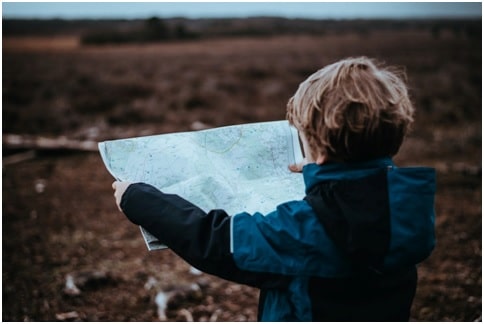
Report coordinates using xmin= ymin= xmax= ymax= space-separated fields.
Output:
xmin=287 ymin=56 xmax=414 ymax=162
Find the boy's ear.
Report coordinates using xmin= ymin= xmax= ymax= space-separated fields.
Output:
xmin=315 ymin=155 xmax=327 ymax=165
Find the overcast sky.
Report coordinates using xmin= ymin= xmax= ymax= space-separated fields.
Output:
xmin=2 ymin=2 xmax=482 ymax=20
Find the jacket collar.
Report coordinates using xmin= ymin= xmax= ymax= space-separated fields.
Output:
xmin=302 ymin=157 xmax=395 ymax=193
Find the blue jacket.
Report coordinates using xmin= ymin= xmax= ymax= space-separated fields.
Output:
xmin=120 ymin=157 xmax=436 ymax=321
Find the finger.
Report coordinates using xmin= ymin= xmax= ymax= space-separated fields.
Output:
xmin=288 ymin=163 xmax=303 ymax=173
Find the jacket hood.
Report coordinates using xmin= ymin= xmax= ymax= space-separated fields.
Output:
xmin=302 ymin=158 xmax=436 ymax=272
xmin=302 ymin=157 xmax=395 ymax=192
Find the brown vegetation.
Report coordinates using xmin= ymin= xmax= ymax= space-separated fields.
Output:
xmin=3 ymin=19 xmax=481 ymax=321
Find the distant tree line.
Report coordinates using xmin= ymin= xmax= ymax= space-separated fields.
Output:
xmin=81 ymin=17 xmax=200 ymax=44
xmin=3 ymin=17 xmax=481 ymax=44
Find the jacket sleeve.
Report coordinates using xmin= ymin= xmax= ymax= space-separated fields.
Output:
xmin=120 ymin=182 xmax=291 ymax=289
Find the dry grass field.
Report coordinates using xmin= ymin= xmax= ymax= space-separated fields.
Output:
xmin=3 ymin=21 xmax=481 ymax=321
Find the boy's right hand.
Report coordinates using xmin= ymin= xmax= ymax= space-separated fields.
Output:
xmin=288 ymin=158 xmax=308 ymax=173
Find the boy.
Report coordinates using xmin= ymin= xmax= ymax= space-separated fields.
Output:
xmin=112 ymin=56 xmax=436 ymax=321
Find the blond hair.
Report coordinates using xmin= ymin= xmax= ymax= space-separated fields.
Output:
xmin=286 ymin=56 xmax=415 ymax=162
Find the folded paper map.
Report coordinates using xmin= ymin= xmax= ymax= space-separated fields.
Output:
xmin=99 ymin=120 xmax=305 ymax=250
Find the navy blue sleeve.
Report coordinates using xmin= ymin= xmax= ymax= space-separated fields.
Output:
xmin=120 ymin=182 xmax=290 ymax=289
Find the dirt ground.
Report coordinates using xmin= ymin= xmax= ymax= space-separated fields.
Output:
xmin=3 ymin=27 xmax=482 ymax=321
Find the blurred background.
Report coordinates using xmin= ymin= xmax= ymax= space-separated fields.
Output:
xmin=2 ymin=2 xmax=482 ymax=321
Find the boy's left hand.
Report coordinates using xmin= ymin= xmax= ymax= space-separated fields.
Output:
xmin=112 ymin=181 xmax=132 ymax=212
